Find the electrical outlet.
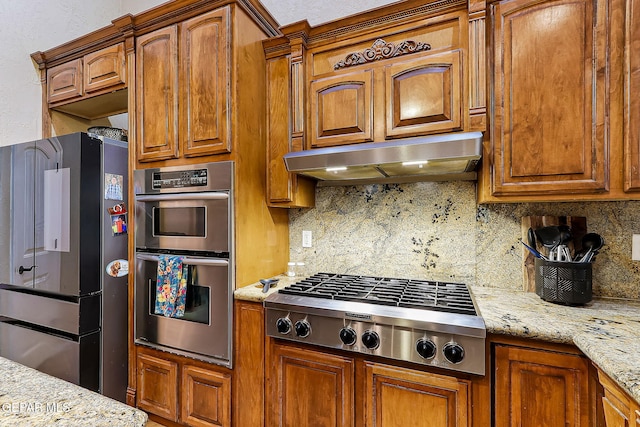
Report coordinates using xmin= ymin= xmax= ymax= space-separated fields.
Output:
xmin=633 ymin=234 xmax=640 ymax=261
xmin=302 ymin=230 xmax=312 ymax=248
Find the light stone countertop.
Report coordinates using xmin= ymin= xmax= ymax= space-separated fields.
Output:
xmin=236 ymin=275 xmax=640 ymax=405
xmin=0 ymin=356 xmax=147 ymax=427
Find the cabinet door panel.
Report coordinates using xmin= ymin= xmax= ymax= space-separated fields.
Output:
xmin=309 ymin=70 xmax=373 ymax=148
xmin=603 ymin=395 xmax=631 ymax=427
xmin=180 ymin=8 xmax=231 ymax=157
xmin=83 ymin=43 xmax=126 ymax=94
xmin=625 ymin=0 xmax=640 ymax=190
xmin=364 ymin=362 xmax=469 ymax=427
xmin=385 ymin=50 xmax=463 ymax=138
xmin=495 ymin=345 xmax=590 ymax=427
xmin=491 ymin=0 xmax=608 ymax=195
xmin=182 ymin=365 xmax=231 ymax=427
xmin=268 ymin=342 xmax=354 ymax=427
xmin=136 ymin=26 xmax=179 ymax=162
xmin=47 ymin=59 xmax=83 ymax=104
xmin=137 ymin=353 xmax=178 ymax=422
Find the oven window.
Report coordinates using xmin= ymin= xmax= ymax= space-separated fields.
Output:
xmin=153 ymin=207 xmax=205 ymax=237
xmin=149 ymin=281 xmax=210 ymax=324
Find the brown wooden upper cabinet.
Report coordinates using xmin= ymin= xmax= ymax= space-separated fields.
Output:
xmin=136 ymin=8 xmax=230 ymax=163
xmin=46 ymin=43 xmax=126 ymax=106
xmin=263 ymin=6 xmax=471 ymax=208
xmin=478 ymin=0 xmax=640 ymax=202
xmin=625 ymin=0 xmax=640 ymax=191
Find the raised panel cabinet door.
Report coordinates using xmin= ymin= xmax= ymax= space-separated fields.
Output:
xmin=46 ymin=59 xmax=83 ymax=104
xmin=179 ymin=7 xmax=231 ymax=157
xmin=624 ymin=0 xmax=640 ymax=190
xmin=135 ymin=25 xmax=179 ymax=162
xmin=309 ymin=70 xmax=373 ymax=148
xmin=182 ymin=365 xmax=231 ymax=427
xmin=136 ymin=352 xmax=179 ymax=422
xmin=83 ymin=43 xmax=126 ymax=94
xmin=363 ymin=362 xmax=470 ymax=427
xmin=268 ymin=342 xmax=355 ymax=427
xmin=490 ymin=0 xmax=609 ymax=195
xmin=494 ymin=345 xmax=590 ymax=427
xmin=385 ymin=50 xmax=463 ymax=138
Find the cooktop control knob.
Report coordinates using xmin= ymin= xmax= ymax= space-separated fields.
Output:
xmin=443 ymin=342 xmax=465 ymax=364
xmin=276 ymin=317 xmax=292 ymax=335
xmin=416 ymin=338 xmax=437 ymax=359
xmin=339 ymin=327 xmax=357 ymax=346
xmin=361 ymin=330 xmax=380 ymax=350
xmin=294 ymin=320 xmax=311 ymax=338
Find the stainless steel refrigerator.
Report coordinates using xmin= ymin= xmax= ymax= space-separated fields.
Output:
xmin=0 ymin=132 xmax=129 ymax=402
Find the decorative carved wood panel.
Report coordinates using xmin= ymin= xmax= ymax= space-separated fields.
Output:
xmin=179 ymin=8 xmax=231 ymax=157
xmin=135 ymin=26 xmax=179 ymax=162
xmin=47 ymin=59 xmax=83 ymax=104
xmin=490 ymin=0 xmax=609 ymax=195
xmin=385 ymin=50 xmax=463 ymax=138
xmin=310 ymin=70 xmax=373 ymax=148
xmin=83 ymin=43 xmax=126 ymax=94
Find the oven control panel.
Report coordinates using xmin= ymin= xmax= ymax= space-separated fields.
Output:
xmin=152 ymin=169 xmax=208 ymax=189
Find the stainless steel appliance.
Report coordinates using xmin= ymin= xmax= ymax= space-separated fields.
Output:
xmin=134 ymin=162 xmax=234 ymax=368
xmin=265 ymin=273 xmax=486 ymax=375
xmin=0 ymin=132 xmax=129 ymax=401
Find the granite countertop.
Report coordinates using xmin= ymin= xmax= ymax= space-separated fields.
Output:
xmin=0 ymin=356 xmax=147 ymax=427
xmin=236 ymin=275 xmax=640 ymax=405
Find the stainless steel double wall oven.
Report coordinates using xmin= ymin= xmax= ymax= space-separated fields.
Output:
xmin=134 ymin=161 xmax=234 ymax=367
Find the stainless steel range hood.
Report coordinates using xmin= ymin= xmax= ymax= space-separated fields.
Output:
xmin=283 ymin=132 xmax=483 ymax=186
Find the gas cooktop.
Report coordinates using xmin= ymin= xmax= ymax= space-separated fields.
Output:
xmin=264 ymin=273 xmax=486 ymax=375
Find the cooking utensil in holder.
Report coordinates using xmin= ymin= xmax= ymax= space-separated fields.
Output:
xmin=534 ymin=258 xmax=592 ymax=305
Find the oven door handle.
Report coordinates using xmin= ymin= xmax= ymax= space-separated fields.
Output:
xmin=135 ymin=193 xmax=229 ymax=202
xmin=136 ymin=253 xmax=229 ymax=267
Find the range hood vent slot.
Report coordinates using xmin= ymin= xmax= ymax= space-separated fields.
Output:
xmin=283 ymin=132 xmax=483 ymax=186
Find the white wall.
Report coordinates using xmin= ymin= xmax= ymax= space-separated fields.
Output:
xmin=0 ymin=0 xmax=396 ymax=147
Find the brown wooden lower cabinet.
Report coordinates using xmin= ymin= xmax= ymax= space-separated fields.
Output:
xmin=266 ymin=339 xmax=473 ymax=427
xmin=494 ymin=341 xmax=591 ymax=427
xmin=596 ymin=367 xmax=640 ymax=427
xmin=363 ymin=362 xmax=470 ymax=427
xmin=136 ymin=346 xmax=231 ymax=427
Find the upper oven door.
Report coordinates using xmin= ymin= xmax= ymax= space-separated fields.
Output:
xmin=135 ymin=192 xmax=229 ymax=253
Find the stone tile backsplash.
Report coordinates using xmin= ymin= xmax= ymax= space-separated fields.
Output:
xmin=289 ymin=182 xmax=640 ymax=299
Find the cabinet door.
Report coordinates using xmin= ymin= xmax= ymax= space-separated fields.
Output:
xmin=47 ymin=59 xmax=83 ymax=104
xmin=364 ymin=362 xmax=470 ymax=427
xmin=495 ymin=345 xmax=590 ymax=427
xmin=83 ymin=43 xmax=126 ymax=94
xmin=385 ymin=50 xmax=463 ymax=138
xmin=598 ymin=368 xmax=640 ymax=427
xmin=136 ymin=25 xmax=179 ymax=162
xmin=309 ymin=70 xmax=373 ymax=148
xmin=179 ymin=8 xmax=231 ymax=157
xmin=625 ymin=0 xmax=640 ymax=191
xmin=490 ymin=0 xmax=609 ymax=196
xmin=267 ymin=342 xmax=355 ymax=427
xmin=137 ymin=352 xmax=179 ymax=422
xmin=182 ymin=365 xmax=231 ymax=427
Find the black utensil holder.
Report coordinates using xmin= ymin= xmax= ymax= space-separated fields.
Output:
xmin=534 ymin=258 xmax=592 ymax=305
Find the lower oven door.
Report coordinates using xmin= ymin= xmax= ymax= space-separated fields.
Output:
xmin=134 ymin=253 xmax=232 ymax=367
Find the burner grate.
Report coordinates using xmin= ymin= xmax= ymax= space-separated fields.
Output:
xmin=279 ymin=273 xmax=476 ymax=315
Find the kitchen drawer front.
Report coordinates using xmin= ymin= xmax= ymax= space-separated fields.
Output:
xmin=0 ymin=320 xmax=99 ymax=391
xmin=0 ymin=287 xmax=99 ymax=335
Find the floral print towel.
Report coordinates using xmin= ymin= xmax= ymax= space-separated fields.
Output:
xmin=154 ymin=255 xmax=188 ymax=318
